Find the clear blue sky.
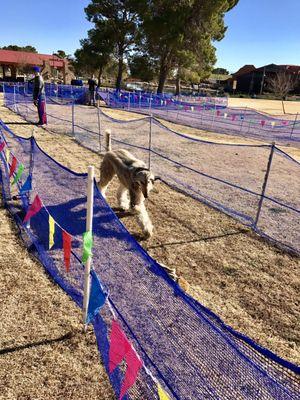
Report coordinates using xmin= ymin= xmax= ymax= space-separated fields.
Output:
xmin=0 ymin=0 xmax=299 ymax=73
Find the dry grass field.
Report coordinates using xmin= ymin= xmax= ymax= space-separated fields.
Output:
xmin=228 ymin=97 xmax=300 ymax=115
xmin=0 ymin=97 xmax=299 ymax=398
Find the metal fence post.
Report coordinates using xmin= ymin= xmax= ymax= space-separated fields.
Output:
xmin=148 ymin=114 xmax=153 ymax=169
xmin=105 ymin=129 xmax=111 ymax=152
xmin=290 ymin=112 xmax=298 ymax=138
xmin=128 ymin=92 xmax=130 ymax=111
xmin=71 ymin=100 xmax=75 ymax=137
xmin=97 ymin=105 xmax=102 ymax=153
xmin=254 ymin=142 xmax=276 ymax=229
xmin=13 ymin=85 xmax=17 ymax=113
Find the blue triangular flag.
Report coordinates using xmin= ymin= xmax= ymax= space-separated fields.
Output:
xmin=86 ymin=270 xmax=107 ymax=324
xmin=20 ymin=175 xmax=32 ymax=194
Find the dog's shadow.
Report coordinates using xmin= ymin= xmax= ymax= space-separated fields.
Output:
xmin=112 ymin=207 xmax=149 ymax=242
xmin=112 ymin=207 xmax=133 ymax=218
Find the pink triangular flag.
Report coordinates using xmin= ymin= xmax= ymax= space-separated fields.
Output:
xmin=261 ymin=120 xmax=266 ymax=127
xmin=109 ymin=320 xmax=131 ymax=373
xmin=0 ymin=141 xmax=6 ymax=152
xmin=119 ymin=346 xmax=142 ymax=400
xmin=23 ymin=195 xmax=43 ymax=223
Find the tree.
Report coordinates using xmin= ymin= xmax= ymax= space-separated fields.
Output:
xmin=138 ymin=0 xmax=239 ymax=93
xmin=85 ymin=0 xmax=139 ymax=90
xmin=129 ymin=54 xmax=156 ymax=82
xmin=1 ymin=45 xmax=37 ymax=53
xmin=212 ymin=67 xmax=229 ymax=75
xmin=53 ymin=50 xmax=72 ymax=60
xmin=267 ymin=72 xmax=296 ymax=99
xmin=74 ymin=28 xmax=113 ymax=84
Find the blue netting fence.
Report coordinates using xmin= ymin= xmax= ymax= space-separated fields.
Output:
xmin=1 ymin=115 xmax=300 ymax=399
xmin=99 ymin=90 xmax=300 ymax=146
xmin=4 ymin=87 xmax=300 ymax=256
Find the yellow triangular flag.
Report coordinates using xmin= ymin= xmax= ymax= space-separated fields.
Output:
xmin=158 ymin=384 xmax=170 ymax=400
xmin=49 ymin=215 xmax=55 ymax=249
xmin=271 ymin=121 xmax=276 ymax=127
xmin=5 ymin=148 xmax=10 ymax=163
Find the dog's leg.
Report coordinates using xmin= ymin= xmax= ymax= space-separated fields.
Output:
xmin=133 ymin=201 xmax=153 ymax=238
xmin=98 ymin=158 xmax=115 ymax=198
xmin=117 ymin=184 xmax=130 ymax=210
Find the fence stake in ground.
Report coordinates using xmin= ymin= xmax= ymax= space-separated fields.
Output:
xmin=290 ymin=112 xmax=298 ymax=138
xmin=254 ymin=142 xmax=276 ymax=229
xmin=13 ymin=85 xmax=17 ymax=113
xmin=105 ymin=129 xmax=111 ymax=152
xmin=148 ymin=115 xmax=153 ymax=169
xmin=83 ymin=165 xmax=95 ymax=329
xmin=71 ymin=100 xmax=75 ymax=137
xmin=97 ymin=105 xmax=102 ymax=153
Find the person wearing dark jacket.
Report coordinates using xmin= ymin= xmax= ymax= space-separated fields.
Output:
xmin=32 ymin=66 xmax=47 ymax=125
xmin=87 ymin=76 xmax=97 ymax=106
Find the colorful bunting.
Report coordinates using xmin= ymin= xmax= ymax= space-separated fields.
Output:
xmin=216 ymin=110 xmax=221 ymax=116
xmin=49 ymin=215 xmax=55 ymax=249
xmin=62 ymin=231 xmax=72 ymax=272
xmin=271 ymin=121 xmax=276 ymax=127
xmin=86 ymin=270 xmax=107 ymax=324
xmin=82 ymin=231 xmax=93 ymax=264
xmin=224 ymin=113 xmax=228 ymax=119
xmin=158 ymin=384 xmax=170 ymax=400
xmin=261 ymin=120 xmax=266 ymax=127
xmin=20 ymin=175 xmax=32 ymax=194
xmin=12 ymin=163 xmax=24 ymax=185
xmin=0 ymin=141 xmax=6 ymax=152
xmin=282 ymin=120 xmax=288 ymax=125
xmin=108 ymin=320 xmax=142 ymax=399
xmin=119 ymin=345 xmax=142 ymax=400
xmin=109 ymin=320 xmax=131 ymax=373
xmin=9 ymin=155 xmax=17 ymax=177
xmin=5 ymin=148 xmax=10 ymax=163
xmin=231 ymin=115 xmax=236 ymax=121
xmin=23 ymin=195 xmax=42 ymax=223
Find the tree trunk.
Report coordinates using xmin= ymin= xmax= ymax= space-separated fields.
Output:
xmin=175 ymin=75 xmax=181 ymax=96
xmin=116 ymin=56 xmax=123 ymax=91
xmin=98 ymin=66 xmax=103 ymax=87
xmin=157 ymin=63 xmax=168 ymax=94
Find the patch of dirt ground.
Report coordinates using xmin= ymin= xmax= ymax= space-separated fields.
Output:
xmin=0 ymin=100 xmax=299 ymax=398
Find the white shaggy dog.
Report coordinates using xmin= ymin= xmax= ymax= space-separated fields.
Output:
xmin=98 ymin=149 xmax=155 ymax=238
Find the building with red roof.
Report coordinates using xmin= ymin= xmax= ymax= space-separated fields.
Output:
xmin=0 ymin=49 xmax=74 ymax=83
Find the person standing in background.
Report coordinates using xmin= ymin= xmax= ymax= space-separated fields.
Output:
xmin=87 ymin=76 xmax=97 ymax=106
xmin=33 ymin=66 xmax=47 ymax=125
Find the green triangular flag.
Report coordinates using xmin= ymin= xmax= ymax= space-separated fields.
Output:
xmin=12 ymin=163 xmax=24 ymax=185
xmin=82 ymin=231 xmax=93 ymax=264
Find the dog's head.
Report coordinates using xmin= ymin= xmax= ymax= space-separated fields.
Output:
xmin=132 ymin=168 xmax=155 ymax=199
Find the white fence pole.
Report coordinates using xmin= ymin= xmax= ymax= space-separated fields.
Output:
xmin=83 ymin=165 xmax=95 ymax=328
xmin=105 ymin=129 xmax=111 ymax=152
